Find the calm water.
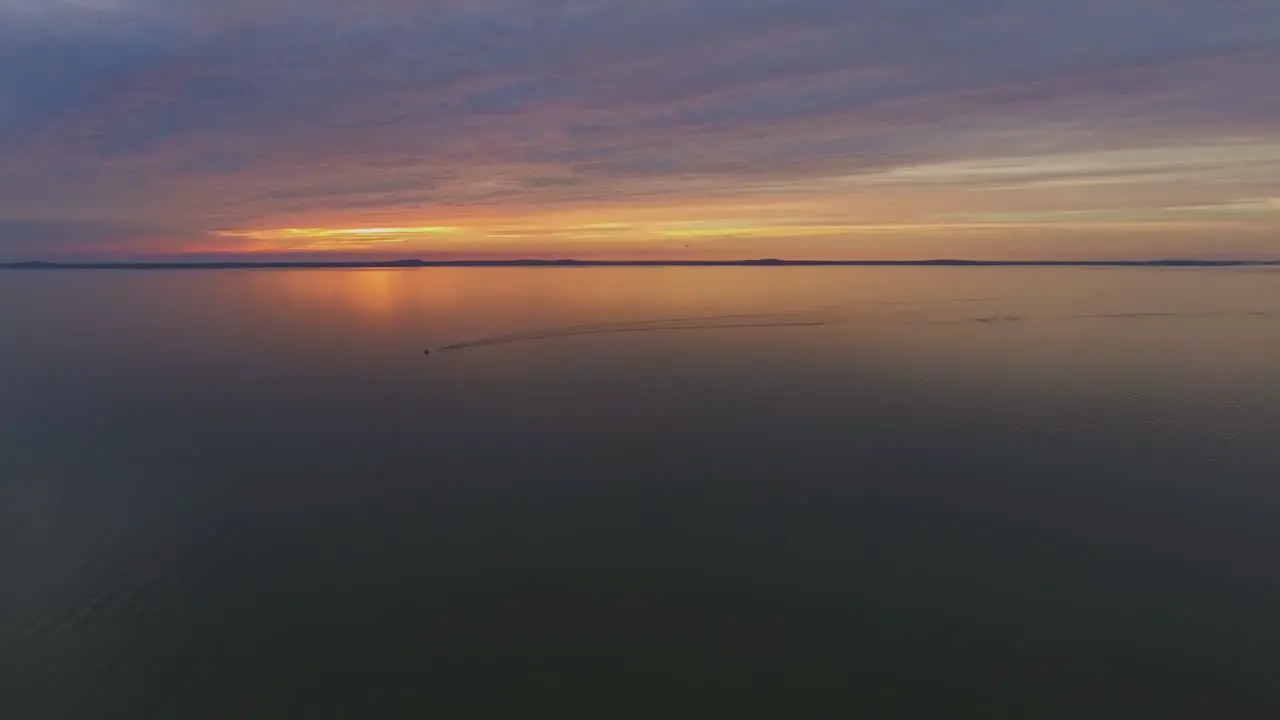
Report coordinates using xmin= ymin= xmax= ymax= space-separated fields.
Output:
xmin=4 ymin=267 xmax=1280 ymax=716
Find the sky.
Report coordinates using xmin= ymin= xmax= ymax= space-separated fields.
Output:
xmin=1 ymin=0 xmax=1278 ymax=260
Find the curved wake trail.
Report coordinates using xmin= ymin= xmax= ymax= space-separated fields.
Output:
xmin=433 ymin=312 xmax=839 ymax=352
xmin=426 ymin=306 xmax=1276 ymax=352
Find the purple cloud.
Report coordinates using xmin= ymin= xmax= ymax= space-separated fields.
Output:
xmin=1 ymin=0 xmax=1278 ymax=258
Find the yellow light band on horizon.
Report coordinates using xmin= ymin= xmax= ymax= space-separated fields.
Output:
xmin=217 ymin=226 xmax=462 ymax=241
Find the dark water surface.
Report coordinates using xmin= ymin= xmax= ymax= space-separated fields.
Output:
xmin=4 ymin=267 xmax=1280 ymax=716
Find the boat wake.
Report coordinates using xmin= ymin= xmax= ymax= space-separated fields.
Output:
xmin=431 ymin=311 xmax=839 ymax=352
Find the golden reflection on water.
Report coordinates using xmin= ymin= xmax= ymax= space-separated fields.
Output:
xmin=210 ymin=268 xmax=1280 ymax=404
xmin=83 ymin=266 xmax=1244 ymax=397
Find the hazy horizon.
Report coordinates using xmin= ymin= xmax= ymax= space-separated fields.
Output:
xmin=6 ymin=255 xmax=1280 ymax=267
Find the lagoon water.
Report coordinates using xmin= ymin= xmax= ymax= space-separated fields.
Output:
xmin=4 ymin=266 xmax=1280 ymax=716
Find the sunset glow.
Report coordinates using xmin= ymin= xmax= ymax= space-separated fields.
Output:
xmin=2 ymin=1 xmax=1278 ymax=260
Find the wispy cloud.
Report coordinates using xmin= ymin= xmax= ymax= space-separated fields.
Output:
xmin=1 ymin=0 xmax=1278 ymax=259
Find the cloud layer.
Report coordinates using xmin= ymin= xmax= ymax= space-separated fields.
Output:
xmin=2 ymin=0 xmax=1278 ymax=258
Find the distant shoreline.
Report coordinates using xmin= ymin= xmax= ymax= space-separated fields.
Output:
xmin=3 ymin=258 xmax=1279 ymax=270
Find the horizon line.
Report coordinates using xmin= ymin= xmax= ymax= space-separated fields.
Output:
xmin=3 ymin=258 xmax=1280 ymax=270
